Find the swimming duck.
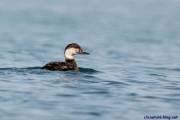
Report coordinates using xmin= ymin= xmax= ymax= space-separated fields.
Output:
xmin=41 ymin=43 xmax=89 ymax=71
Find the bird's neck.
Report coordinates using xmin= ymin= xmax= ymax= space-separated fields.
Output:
xmin=65 ymin=59 xmax=79 ymax=71
xmin=64 ymin=48 xmax=74 ymax=60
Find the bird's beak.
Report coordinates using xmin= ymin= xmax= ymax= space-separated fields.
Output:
xmin=80 ymin=49 xmax=90 ymax=54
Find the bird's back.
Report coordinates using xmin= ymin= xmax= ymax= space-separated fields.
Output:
xmin=41 ymin=61 xmax=75 ymax=71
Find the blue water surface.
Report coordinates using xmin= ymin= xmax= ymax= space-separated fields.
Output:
xmin=0 ymin=0 xmax=180 ymax=120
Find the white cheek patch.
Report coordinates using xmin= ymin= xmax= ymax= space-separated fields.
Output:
xmin=65 ymin=48 xmax=76 ymax=59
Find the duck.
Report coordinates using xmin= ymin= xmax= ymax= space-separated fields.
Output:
xmin=41 ymin=43 xmax=89 ymax=71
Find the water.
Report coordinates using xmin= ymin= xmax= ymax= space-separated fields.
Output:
xmin=0 ymin=0 xmax=180 ymax=120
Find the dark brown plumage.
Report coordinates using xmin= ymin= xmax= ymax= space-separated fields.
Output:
xmin=41 ymin=43 xmax=89 ymax=72
xmin=64 ymin=43 xmax=81 ymax=52
xmin=41 ymin=59 xmax=78 ymax=71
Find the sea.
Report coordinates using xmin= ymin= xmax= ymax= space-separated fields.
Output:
xmin=0 ymin=0 xmax=180 ymax=120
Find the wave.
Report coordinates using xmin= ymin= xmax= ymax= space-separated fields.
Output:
xmin=79 ymin=67 xmax=99 ymax=74
xmin=0 ymin=67 xmax=99 ymax=74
